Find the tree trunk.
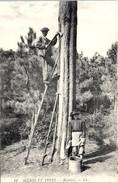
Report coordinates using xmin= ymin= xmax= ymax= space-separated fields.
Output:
xmin=115 ymin=42 xmax=118 ymax=121
xmin=69 ymin=2 xmax=77 ymax=117
xmin=54 ymin=1 xmax=77 ymax=163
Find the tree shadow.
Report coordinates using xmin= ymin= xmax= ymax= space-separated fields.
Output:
xmin=84 ymin=155 xmax=112 ymax=165
xmin=82 ymin=144 xmax=116 ymax=167
xmin=84 ymin=144 xmax=116 ymax=159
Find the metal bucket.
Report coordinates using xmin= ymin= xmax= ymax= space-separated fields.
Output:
xmin=69 ymin=156 xmax=82 ymax=173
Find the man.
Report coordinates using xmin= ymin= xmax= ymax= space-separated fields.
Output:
xmin=36 ymin=27 xmax=58 ymax=83
xmin=68 ymin=110 xmax=86 ymax=160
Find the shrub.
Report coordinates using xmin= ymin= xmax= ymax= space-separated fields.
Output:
xmin=83 ymin=109 xmax=117 ymax=147
xmin=1 ymin=117 xmax=24 ymax=148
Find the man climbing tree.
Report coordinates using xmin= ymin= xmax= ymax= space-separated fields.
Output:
xmin=36 ymin=27 xmax=59 ymax=84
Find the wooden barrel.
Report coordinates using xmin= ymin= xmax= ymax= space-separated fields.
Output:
xmin=69 ymin=156 xmax=82 ymax=173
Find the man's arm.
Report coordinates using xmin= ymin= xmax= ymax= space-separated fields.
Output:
xmin=51 ymin=37 xmax=57 ymax=46
xmin=81 ymin=121 xmax=86 ymax=138
xmin=48 ymin=32 xmax=59 ymax=47
xmin=69 ymin=121 xmax=72 ymax=141
xmin=36 ymin=37 xmax=46 ymax=49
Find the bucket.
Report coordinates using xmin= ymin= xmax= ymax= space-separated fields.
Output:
xmin=69 ymin=156 xmax=82 ymax=173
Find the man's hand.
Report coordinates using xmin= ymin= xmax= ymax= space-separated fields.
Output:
xmin=66 ymin=140 xmax=72 ymax=149
xmin=69 ymin=140 xmax=72 ymax=146
xmin=55 ymin=32 xmax=59 ymax=36
xmin=80 ymin=138 xmax=86 ymax=146
xmin=40 ymin=44 xmax=47 ymax=49
xmin=36 ymin=44 xmax=46 ymax=49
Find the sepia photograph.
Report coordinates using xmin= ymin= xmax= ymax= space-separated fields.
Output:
xmin=0 ymin=0 xmax=118 ymax=182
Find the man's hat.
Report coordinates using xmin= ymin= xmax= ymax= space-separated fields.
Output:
xmin=70 ymin=110 xmax=80 ymax=116
xmin=40 ymin=27 xmax=50 ymax=32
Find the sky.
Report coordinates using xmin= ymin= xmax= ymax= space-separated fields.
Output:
xmin=0 ymin=1 xmax=117 ymax=57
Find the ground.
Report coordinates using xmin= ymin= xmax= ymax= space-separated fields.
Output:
xmin=1 ymin=141 xmax=117 ymax=183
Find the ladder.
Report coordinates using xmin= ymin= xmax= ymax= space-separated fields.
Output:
xmin=24 ymin=53 xmax=59 ymax=165
xmin=41 ymin=92 xmax=59 ymax=166
xmin=24 ymin=32 xmax=62 ymax=165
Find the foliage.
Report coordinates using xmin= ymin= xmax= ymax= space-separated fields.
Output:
xmin=107 ymin=42 xmax=117 ymax=64
xmin=0 ymin=29 xmax=57 ymax=147
xmin=0 ymin=28 xmax=117 ymax=148
xmin=83 ymin=109 xmax=117 ymax=146
xmin=1 ymin=117 xmax=25 ymax=147
xmin=76 ymin=44 xmax=117 ymax=146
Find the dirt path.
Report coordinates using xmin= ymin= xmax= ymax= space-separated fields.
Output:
xmin=1 ymin=142 xmax=117 ymax=182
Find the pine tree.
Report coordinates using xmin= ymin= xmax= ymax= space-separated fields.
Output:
xmin=54 ymin=1 xmax=77 ymax=163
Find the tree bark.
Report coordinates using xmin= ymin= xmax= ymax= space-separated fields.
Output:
xmin=116 ymin=42 xmax=118 ymax=124
xmin=54 ymin=1 xmax=77 ymax=163
xmin=67 ymin=1 xmax=77 ymax=143
xmin=69 ymin=1 xmax=77 ymax=118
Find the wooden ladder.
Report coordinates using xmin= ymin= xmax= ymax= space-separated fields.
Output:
xmin=24 ymin=54 xmax=59 ymax=165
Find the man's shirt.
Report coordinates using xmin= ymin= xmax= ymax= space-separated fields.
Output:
xmin=37 ymin=36 xmax=50 ymax=49
xmin=69 ymin=120 xmax=86 ymax=140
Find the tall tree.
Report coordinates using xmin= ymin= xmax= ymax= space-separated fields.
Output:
xmin=54 ymin=1 xmax=77 ymax=163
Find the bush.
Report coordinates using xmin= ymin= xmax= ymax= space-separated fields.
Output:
xmin=83 ymin=109 xmax=117 ymax=147
xmin=1 ymin=117 xmax=24 ymax=148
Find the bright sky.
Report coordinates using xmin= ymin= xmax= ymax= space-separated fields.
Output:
xmin=0 ymin=1 xmax=117 ymax=57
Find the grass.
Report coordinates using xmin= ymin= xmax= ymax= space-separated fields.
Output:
xmin=1 ymin=140 xmax=117 ymax=183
